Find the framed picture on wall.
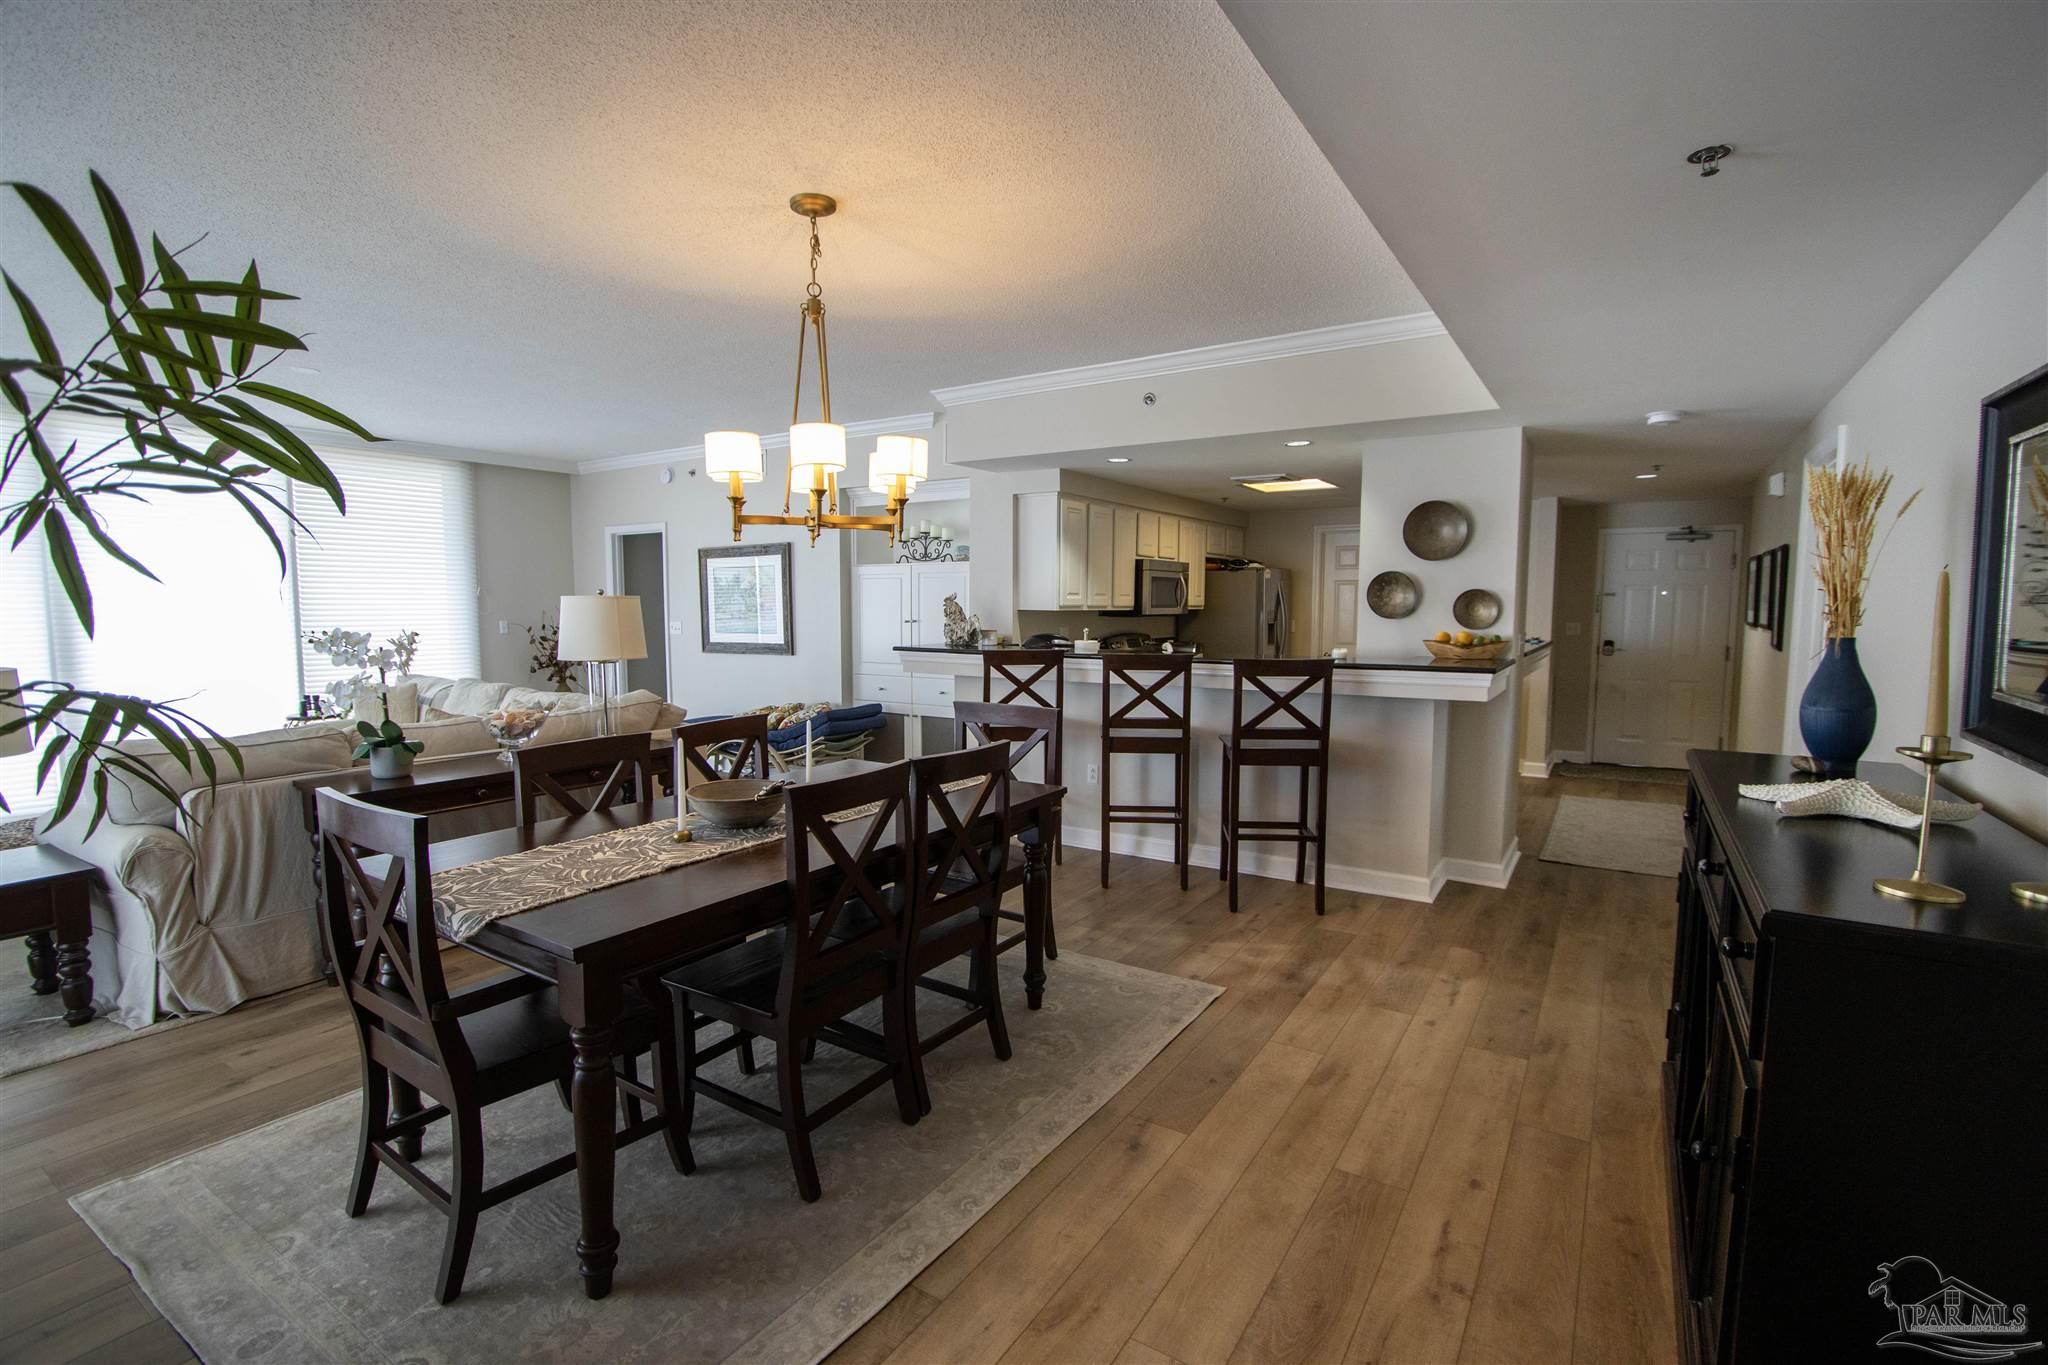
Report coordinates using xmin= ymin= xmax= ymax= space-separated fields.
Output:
xmin=1745 ymin=553 xmax=1764 ymax=627
xmin=698 ymin=543 xmax=794 ymax=654
xmin=1767 ymin=543 xmax=1790 ymax=650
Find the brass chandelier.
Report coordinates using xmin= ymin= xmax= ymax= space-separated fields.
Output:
xmin=706 ymin=193 xmax=927 ymax=545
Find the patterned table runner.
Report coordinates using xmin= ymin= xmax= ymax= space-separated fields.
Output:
xmin=429 ymin=779 xmax=985 ymax=942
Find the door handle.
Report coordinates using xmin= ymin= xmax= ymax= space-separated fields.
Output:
xmin=1601 ymin=640 xmax=1621 ymax=656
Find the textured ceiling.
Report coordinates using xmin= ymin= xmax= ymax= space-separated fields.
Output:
xmin=0 ymin=0 xmax=1425 ymax=462
xmin=1223 ymin=0 xmax=2048 ymax=501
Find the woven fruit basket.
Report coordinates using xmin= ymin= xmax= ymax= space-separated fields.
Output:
xmin=1424 ymin=638 xmax=1512 ymax=662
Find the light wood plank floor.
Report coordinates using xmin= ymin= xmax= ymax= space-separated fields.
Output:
xmin=0 ymin=774 xmax=1682 ymax=1365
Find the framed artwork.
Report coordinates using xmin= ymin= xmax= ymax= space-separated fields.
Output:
xmin=698 ymin=543 xmax=794 ymax=655
xmin=1745 ymin=554 xmax=1764 ymax=627
xmin=1963 ymin=362 xmax=2048 ymax=771
xmin=1767 ymin=544 xmax=1790 ymax=651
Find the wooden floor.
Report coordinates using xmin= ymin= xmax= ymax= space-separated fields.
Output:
xmin=0 ymin=773 xmax=1681 ymax=1365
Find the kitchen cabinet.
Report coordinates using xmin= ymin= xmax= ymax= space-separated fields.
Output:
xmin=1111 ymin=507 xmax=1138 ymax=609
xmin=856 ymin=566 xmax=911 ymax=667
xmin=1136 ymin=511 xmax=1160 ymax=559
xmin=1182 ymin=517 xmax=1207 ymax=608
xmin=912 ymin=563 xmax=969 ymax=646
xmin=1205 ymin=523 xmax=1230 ymax=556
xmin=1086 ymin=503 xmax=1115 ymax=609
xmin=1058 ymin=497 xmax=1088 ymax=608
xmin=1224 ymin=524 xmax=1245 ymax=556
xmin=1156 ymin=516 xmax=1179 ymax=561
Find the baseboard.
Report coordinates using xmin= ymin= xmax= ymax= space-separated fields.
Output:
xmin=1435 ymin=840 xmax=1520 ymax=890
xmin=1059 ymin=826 xmax=1443 ymax=903
xmin=1556 ymin=749 xmax=1589 ymax=765
xmin=1519 ymin=757 xmax=1554 ymax=779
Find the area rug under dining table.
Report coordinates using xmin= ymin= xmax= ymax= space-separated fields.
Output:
xmin=71 ymin=950 xmax=1219 ymax=1365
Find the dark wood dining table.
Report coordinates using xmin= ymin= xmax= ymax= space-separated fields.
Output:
xmin=407 ymin=759 xmax=1063 ymax=1300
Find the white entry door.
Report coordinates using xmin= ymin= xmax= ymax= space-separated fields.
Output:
xmin=1591 ymin=528 xmax=1737 ymax=767
xmin=1314 ymin=527 xmax=1361 ymax=656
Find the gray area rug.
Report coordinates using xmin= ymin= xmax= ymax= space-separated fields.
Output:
xmin=1553 ymin=761 xmax=1688 ymax=787
xmin=0 ymin=945 xmax=191 ymax=1079
xmin=1540 ymin=794 xmax=1684 ymax=877
xmin=73 ymin=952 xmax=1220 ymax=1365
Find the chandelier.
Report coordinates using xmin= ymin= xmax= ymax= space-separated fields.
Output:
xmin=705 ymin=193 xmax=927 ymax=545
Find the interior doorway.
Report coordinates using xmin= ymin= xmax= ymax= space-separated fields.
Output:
xmin=1589 ymin=525 xmax=1740 ymax=767
xmin=1311 ymin=525 xmax=1361 ymax=657
xmin=606 ymin=524 xmax=670 ymax=699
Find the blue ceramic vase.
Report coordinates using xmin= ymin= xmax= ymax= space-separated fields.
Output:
xmin=1798 ymin=637 xmax=1877 ymax=776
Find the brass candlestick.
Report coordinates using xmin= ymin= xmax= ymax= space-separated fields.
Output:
xmin=1873 ymin=734 xmax=1971 ymax=905
xmin=2015 ymin=881 xmax=2048 ymax=908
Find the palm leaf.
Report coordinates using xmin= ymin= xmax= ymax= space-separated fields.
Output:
xmin=3 ymin=272 xmax=59 ymax=365
xmin=8 ymin=181 xmax=110 ymax=303
xmin=88 ymin=171 xmax=145 ymax=296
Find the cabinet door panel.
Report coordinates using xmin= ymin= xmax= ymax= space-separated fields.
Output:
xmin=856 ymin=569 xmax=911 ymax=667
xmin=913 ymin=564 xmax=969 ymax=646
xmin=1205 ymin=522 xmax=1229 ymax=555
xmin=1224 ymin=525 xmax=1245 ymax=556
xmin=1112 ymin=507 xmax=1139 ymax=609
xmin=1086 ymin=503 xmax=1114 ymax=609
xmin=1157 ymin=516 xmax=1179 ymax=561
xmin=1058 ymin=498 xmax=1088 ymax=608
xmin=1183 ymin=517 xmax=1207 ymax=607
xmin=1136 ymin=511 xmax=1159 ymax=559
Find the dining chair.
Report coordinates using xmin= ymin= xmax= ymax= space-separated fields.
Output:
xmin=659 ymin=763 xmax=921 ymax=1202
xmin=510 ymin=732 xmax=658 ymax=826
xmin=314 ymin=789 xmax=679 ymax=1304
xmin=674 ymin=713 xmax=771 ymax=785
xmin=980 ymin=649 xmax=1064 ymax=863
xmin=953 ymin=699 xmax=1060 ymax=960
xmin=1099 ymin=654 xmax=1195 ymax=891
xmin=1218 ymin=658 xmax=1335 ymax=915
xmin=896 ymin=744 xmax=1013 ymax=1115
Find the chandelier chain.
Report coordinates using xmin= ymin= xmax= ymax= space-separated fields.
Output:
xmin=806 ymin=214 xmax=823 ymax=299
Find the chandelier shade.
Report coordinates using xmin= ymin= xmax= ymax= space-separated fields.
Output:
xmin=789 ymin=421 xmax=847 ymax=472
xmin=704 ymin=430 xmax=765 ymax=482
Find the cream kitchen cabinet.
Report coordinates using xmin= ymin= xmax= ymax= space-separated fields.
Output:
xmin=1156 ymin=515 xmax=1180 ymax=561
xmin=1111 ymin=506 xmax=1138 ymax=609
xmin=1016 ymin=491 xmax=1241 ymax=613
xmin=1224 ymin=524 xmax=1245 ymax=556
xmin=1135 ymin=510 xmax=1159 ymax=559
xmin=1085 ymin=502 xmax=1115 ymax=609
xmin=1182 ymin=517 xmax=1207 ymax=607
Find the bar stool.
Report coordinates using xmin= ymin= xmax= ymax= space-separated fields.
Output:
xmin=1218 ymin=658 xmax=1334 ymax=915
xmin=982 ymin=649 xmax=1065 ymax=864
xmin=1100 ymin=654 xmax=1195 ymax=890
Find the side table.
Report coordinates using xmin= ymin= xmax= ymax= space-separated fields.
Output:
xmin=0 ymin=844 xmax=98 ymax=1025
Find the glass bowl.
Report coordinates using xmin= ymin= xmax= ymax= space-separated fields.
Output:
xmin=484 ymin=704 xmax=551 ymax=763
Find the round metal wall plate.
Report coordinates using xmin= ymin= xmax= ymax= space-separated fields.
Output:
xmin=1367 ymin=570 xmax=1420 ymax=619
xmin=1453 ymin=588 xmax=1502 ymax=629
xmin=1402 ymin=500 xmax=1471 ymax=560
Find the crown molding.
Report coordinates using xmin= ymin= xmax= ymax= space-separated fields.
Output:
xmin=928 ymin=313 xmax=1446 ymax=408
xmin=575 ymin=411 xmax=937 ymax=476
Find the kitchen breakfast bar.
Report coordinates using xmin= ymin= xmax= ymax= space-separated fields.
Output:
xmin=896 ymin=645 xmax=1523 ymax=901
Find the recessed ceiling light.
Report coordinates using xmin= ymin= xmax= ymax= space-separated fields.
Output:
xmin=1645 ymin=410 xmax=1682 ymax=426
xmin=1232 ymin=474 xmax=1338 ymax=494
xmin=1106 ymin=456 xmax=1130 ymax=463
xmin=1284 ymin=439 xmax=1313 ymax=447
xmin=1637 ymin=464 xmax=1663 ymax=480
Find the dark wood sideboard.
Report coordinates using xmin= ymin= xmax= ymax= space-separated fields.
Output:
xmin=1668 ymin=750 xmax=2048 ymax=1364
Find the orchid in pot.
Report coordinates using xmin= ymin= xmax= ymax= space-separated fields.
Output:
xmin=353 ymin=717 xmax=423 ymax=779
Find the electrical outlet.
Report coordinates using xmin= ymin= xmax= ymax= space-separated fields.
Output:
xmin=498 ymin=620 xmax=508 ymax=634
xmin=1087 ymin=763 xmax=1099 ymax=784
xmin=670 ymin=620 xmax=682 ymax=635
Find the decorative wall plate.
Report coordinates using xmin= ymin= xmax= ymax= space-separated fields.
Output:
xmin=1453 ymin=588 xmax=1502 ymax=629
xmin=1402 ymin=500 xmax=1471 ymax=560
xmin=1366 ymin=570 xmax=1420 ymax=618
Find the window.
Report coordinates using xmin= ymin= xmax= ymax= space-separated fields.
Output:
xmin=291 ymin=448 xmax=481 ymax=691
xmin=1 ymin=418 xmax=483 ymax=815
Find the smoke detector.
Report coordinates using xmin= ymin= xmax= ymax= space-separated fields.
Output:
xmin=1686 ymin=145 xmax=1732 ymax=177
xmin=1646 ymin=410 xmax=1683 ymax=426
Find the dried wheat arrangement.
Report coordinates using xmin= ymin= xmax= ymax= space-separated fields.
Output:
xmin=1807 ymin=458 xmax=1919 ymax=640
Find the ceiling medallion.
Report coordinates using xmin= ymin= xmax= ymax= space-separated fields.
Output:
xmin=704 ymin=193 xmax=926 ymax=545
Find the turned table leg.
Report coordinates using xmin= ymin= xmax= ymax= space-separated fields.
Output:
xmin=52 ymin=877 xmax=95 ymax=1024
xmin=1023 ymin=831 xmax=1050 ymax=1011
xmin=25 ymin=931 xmax=58 ymax=995
xmin=565 ymin=971 xmax=624 ymax=1299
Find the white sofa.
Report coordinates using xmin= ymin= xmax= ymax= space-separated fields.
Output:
xmin=38 ymin=676 xmax=684 ymax=1027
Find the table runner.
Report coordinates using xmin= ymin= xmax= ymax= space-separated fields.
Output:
xmin=430 ymin=779 xmax=987 ymax=942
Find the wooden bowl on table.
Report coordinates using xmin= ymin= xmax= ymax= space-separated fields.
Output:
xmin=685 ymin=779 xmax=787 ymax=828
xmin=1423 ymin=638 xmax=1512 ymax=662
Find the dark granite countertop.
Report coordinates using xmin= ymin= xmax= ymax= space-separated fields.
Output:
xmin=892 ymin=645 xmax=1515 ymax=674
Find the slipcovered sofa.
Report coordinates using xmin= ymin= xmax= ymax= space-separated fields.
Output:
xmin=37 ymin=676 xmax=683 ymax=1027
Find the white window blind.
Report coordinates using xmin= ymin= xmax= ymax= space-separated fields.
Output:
xmin=293 ymin=448 xmax=480 ymax=691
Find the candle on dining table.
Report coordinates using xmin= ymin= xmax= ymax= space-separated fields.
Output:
xmin=805 ymin=715 xmax=814 ymax=781
xmin=1925 ymin=566 xmax=1949 ymax=737
xmin=672 ymin=739 xmax=689 ymax=841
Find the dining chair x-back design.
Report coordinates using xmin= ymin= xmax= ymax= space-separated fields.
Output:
xmin=511 ymin=733 xmax=659 ymax=827
xmin=953 ymin=699 xmax=1061 ymax=961
xmin=1219 ymin=658 xmax=1335 ymax=915
xmin=980 ymin=649 xmax=1064 ymax=864
xmin=1100 ymin=654 xmax=1195 ymax=891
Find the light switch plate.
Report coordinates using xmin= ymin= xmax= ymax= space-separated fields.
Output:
xmin=498 ymin=620 xmax=508 ymax=634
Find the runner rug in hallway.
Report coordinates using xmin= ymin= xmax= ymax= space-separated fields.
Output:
xmin=1539 ymin=794 xmax=1685 ymax=877
xmin=71 ymin=952 xmax=1219 ymax=1365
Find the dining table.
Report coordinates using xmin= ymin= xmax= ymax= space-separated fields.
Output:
xmin=401 ymin=759 xmax=1064 ymax=1300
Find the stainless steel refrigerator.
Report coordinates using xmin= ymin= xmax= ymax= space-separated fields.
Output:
xmin=1198 ymin=562 xmax=1292 ymax=658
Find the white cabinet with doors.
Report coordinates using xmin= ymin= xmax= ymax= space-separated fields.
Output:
xmin=1224 ymin=524 xmax=1245 ymax=556
xmin=854 ymin=561 xmax=972 ymax=668
xmin=1156 ymin=515 xmax=1179 ymax=562
xmin=1111 ymin=507 xmax=1138 ymax=609
xmin=912 ymin=562 xmax=970 ymax=646
xmin=1136 ymin=510 xmax=1160 ymax=559
xmin=1182 ymin=517 xmax=1207 ymax=608
xmin=1058 ymin=497 xmax=1088 ymax=608
xmin=1085 ymin=503 xmax=1115 ymax=609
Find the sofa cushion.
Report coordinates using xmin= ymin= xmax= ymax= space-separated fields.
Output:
xmin=399 ymin=674 xmax=457 ymax=711
xmin=436 ymin=679 xmax=514 ymax=717
xmin=353 ymin=682 xmax=419 ymax=728
xmin=404 ymin=714 xmax=495 ymax=758
xmin=104 ymin=724 xmax=356 ymax=827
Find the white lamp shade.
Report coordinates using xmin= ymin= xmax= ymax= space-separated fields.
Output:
xmin=0 ymin=667 xmax=29 ymax=759
xmin=557 ymin=595 xmax=648 ymax=663
xmin=789 ymin=421 xmax=846 ymax=472
xmin=704 ymin=430 xmax=764 ymax=482
xmin=790 ymin=461 xmax=825 ymax=496
xmin=873 ymin=433 xmax=929 ymax=481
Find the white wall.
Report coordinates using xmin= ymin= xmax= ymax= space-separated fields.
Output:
xmin=1523 ymin=496 xmax=1559 ymax=639
xmin=1739 ymin=174 xmax=2048 ymax=836
xmin=474 ymin=464 xmax=574 ymax=683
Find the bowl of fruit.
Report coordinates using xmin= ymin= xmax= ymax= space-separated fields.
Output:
xmin=1424 ymin=629 xmax=1512 ymax=661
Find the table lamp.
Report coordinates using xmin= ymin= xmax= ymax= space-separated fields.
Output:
xmin=0 ymin=668 xmax=30 ymax=758
xmin=556 ymin=596 xmax=647 ymax=737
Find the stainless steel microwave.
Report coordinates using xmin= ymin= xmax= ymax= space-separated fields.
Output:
xmin=1134 ymin=558 xmax=1189 ymax=616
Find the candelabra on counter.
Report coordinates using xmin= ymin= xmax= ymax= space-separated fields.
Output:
xmin=896 ymin=521 xmax=958 ymax=563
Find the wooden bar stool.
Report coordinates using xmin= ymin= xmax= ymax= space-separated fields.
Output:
xmin=1100 ymin=654 xmax=1195 ymax=890
xmin=981 ymin=649 xmax=1065 ymax=864
xmin=1218 ymin=658 xmax=1335 ymax=915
